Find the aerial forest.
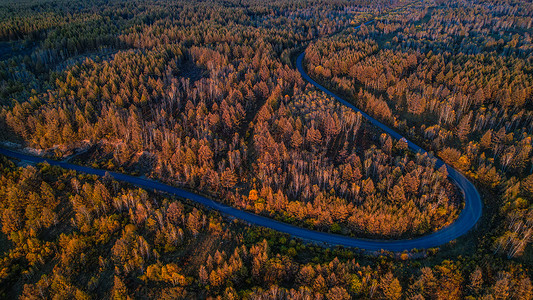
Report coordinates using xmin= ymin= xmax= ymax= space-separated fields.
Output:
xmin=0 ymin=0 xmax=531 ymax=298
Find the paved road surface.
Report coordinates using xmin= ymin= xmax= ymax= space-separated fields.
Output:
xmin=0 ymin=138 xmax=481 ymax=252
xmin=0 ymin=21 xmax=482 ymax=252
xmin=293 ymin=38 xmax=482 ymax=251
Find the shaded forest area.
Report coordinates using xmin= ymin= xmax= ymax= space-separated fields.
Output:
xmin=0 ymin=0 xmax=531 ymax=298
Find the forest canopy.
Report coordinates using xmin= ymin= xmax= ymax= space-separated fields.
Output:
xmin=0 ymin=0 xmax=531 ymax=298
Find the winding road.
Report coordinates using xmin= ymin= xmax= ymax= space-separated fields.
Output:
xmin=0 ymin=22 xmax=482 ymax=252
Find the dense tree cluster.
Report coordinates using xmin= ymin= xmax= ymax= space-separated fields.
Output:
xmin=305 ymin=0 xmax=533 ymax=256
xmin=0 ymin=0 xmax=531 ymax=298
xmin=0 ymin=157 xmax=212 ymax=298
xmin=248 ymin=91 xmax=459 ymax=237
xmin=0 ymin=0 xmax=457 ymax=238
xmin=0 ymin=157 xmax=531 ymax=299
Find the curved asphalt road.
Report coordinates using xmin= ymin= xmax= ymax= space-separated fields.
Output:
xmin=294 ymin=35 xmax=482 ymax=251
xmin=0 ymin=22 xmax=482 ymax=252
xmin=0 ymin=145 xmax=482 ymax=251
